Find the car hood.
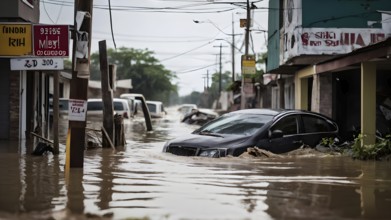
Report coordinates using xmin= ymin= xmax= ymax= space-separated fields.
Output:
xmin=166 ymin=133 xmax=249 ymax=149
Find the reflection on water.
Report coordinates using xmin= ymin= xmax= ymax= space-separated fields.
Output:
xmin=0 ymin=108 xmax=391 ymax=219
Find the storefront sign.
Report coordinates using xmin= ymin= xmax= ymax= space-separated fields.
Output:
xmin=10 ymin=57 xmax=64 ymax=70
xmin=33 ymin=24 xmax=69 ymax=57
xmin=68 ymin=99 xmax=87 ymax=121
xmin=0 ymin=23 xmax=32 ymax=56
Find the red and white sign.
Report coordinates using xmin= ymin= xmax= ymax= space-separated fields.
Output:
xmin=33 ymin=24 xmax=69 ymax=57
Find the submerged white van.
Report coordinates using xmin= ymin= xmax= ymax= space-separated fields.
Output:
xmin=146 ymin=101 xmax=166 ymax=118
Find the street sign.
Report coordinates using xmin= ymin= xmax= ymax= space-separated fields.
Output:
xmin=10 ymin=57 xmax=64 ymax=70
xmin=33 ymin=24 xmax=69 ymax=57
xmin=241 ymin=55 xmax=256 ymax=74
xmin=0 ymin=23 xmax=32 ymax=56
xmin=68 ymin=99 xmax=87 ymax=121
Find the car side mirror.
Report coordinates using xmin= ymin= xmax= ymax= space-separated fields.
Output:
xmin=269 ymin=129 xmax=283 ymax=139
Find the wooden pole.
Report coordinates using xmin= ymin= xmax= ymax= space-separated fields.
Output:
xmin=99 ymin=40 xmax=114 ymax=148
xmin=67 ymin=0 xmax=93 ymax=168
xmin=53 ymin=71 xmax=59 ymax=154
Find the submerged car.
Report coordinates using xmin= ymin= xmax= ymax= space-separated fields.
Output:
xmin=146 ymin=100 xmax=166 ymax=118
xmin=181 ymin=108 xmax=219 ymax=125
xmin=163 ymin=109 xmax=339 ymax=157
xmin=87 ymin=98 xmax=131 ymax=120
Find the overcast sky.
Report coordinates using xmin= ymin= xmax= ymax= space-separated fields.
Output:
xmin=40 ymin=0 xmax=269 ymax=96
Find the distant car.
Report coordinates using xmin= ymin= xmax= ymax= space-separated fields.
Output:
xmin=146 ymin=101 xmax=166 ymax=118
xmin=119 ymin=93 xmax=153 ymax=131
xmin=87 ymin=98 xmax=131 ymax=120
xmin=163 ymin=109 xmax=339 ymax=157
xmin=49 ymin=98 xmax=69 ymax=119
xmin=181 ymin=108 xmax=218 ymax=125
xmin=177 ymin=104 xmax=198 ymax=116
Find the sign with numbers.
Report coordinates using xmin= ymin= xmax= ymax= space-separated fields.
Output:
xmin=10 ymin=57 xmax=64 ymax=70
xmin=68 ymin=99 xmax=87 ymax=121
xmin=33 ymin=24 xmax=69 ymax=57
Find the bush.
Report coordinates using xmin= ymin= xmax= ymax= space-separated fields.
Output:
xmin=351 ymin=134 xmax=391 ymax=160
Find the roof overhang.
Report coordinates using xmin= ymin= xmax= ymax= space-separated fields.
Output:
xmin=267 ymin=55 xmax=335 ymax=74
xmin=316 ymin=37 xmax=391 ymax=74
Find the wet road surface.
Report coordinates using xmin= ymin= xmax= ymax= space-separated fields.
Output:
xmin=0 ymin=108 xmax=391 ymax=220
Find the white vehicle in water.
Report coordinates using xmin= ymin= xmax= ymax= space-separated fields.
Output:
xmin=119 ymin=93 xmax=153 ymax=131
xmin=146 ymin=101 xmax=166 ymax=118
xmin=177 ymin=104 xmax=198 ymax=116
xmin=86 ymin=98 xmax=131 ymax=120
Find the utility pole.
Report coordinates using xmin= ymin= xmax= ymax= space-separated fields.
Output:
xmin=207 ymin=70 xmax=210 ymax=90
xmin=219 ymin=43 xmax=222 ymax=95
xmin=67 ymin=0 xmax=93 ymax=169
xmin=214 ymin=43 xmax=228 ymax=96
xmin=231 ymin=13 xmax=235 ymax=82
xmin=245 ymin=0 xmax=250 ymax=56
xmin=241 ymin=0 xmax=252 ymax=109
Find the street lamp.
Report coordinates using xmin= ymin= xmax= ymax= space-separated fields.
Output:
xmin=193 ymin=16 xmax=239 ymax=82
xmin=193 ymin=19 xmax=232 ymax=36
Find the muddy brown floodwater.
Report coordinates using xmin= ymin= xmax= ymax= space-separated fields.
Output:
xmin=0 ymin=108 xmax=391 ymax=220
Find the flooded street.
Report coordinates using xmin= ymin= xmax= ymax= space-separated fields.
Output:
xmin=0 ymin=108 xmax=391 ymax=220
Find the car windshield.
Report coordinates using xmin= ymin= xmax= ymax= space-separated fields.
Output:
xmin=147 ymin=103 xmax=157 ymax=113
xmin=114 ymin=101 xmax=125 ymax=111
xmin=197 ymin=113 xmax=273 ymax=136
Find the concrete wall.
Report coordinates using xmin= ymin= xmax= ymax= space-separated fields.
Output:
xmin=302 ymin=0 xmax=391 ymax=28
xmin=266 ymin=0 xmax=281 ymax=72
xmin=0 ymin=0 xmax=39 ymax=23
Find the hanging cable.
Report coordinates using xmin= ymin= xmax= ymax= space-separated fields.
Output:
xmin=108 ymin=0 xmax=117 ymax=49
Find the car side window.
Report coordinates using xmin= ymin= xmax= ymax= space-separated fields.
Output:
xmin=271 ymin=115 xmax=298 ymax=135
xmin=87 ymin=101 xmax=103 ymax=111
xmin=302 ymin=115 xmax=336 ymax=133
xmin=114 ymin=101 xmax=124 ymax=111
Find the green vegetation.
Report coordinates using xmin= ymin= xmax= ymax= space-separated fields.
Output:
xmin=319 ymin=137 xmax=335 ymax=148
xmin=351 ymin=134 xmax=391 ymax=160
xmin=89 ymin=47 xmax=178 ymax=104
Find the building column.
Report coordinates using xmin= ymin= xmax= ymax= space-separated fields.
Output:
xmin=361 ymin=62 xmax=376 ymax=146
xmin=295 ymin=66 xmax=315 ymax=110
xmin=277 ymin=78 xmax=285 ymax=109
xmin=311 ymin=73 xmax=333 ymax=117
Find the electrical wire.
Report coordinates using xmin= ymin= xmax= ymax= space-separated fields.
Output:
xmin=160 ymin=41 xmax=214 ymax=62
xmin=54 ymin=0 xmax=64 ymax=23
xmin=42 ymin=0 xmax=55 ymax=23
xmin=108 ymin=0 xmax=117 ymax=49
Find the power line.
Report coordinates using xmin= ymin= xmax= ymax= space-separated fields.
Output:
xmin=160 ymin=41 xmax=214 ymax=62
xmin=108 ymin=0 xmax=117 ymax=49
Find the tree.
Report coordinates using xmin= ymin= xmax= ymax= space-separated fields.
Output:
xmin=89 ymin=47 xmax=178 ymax=104
xmin=207 ymin=71 xmax=232 ymax=106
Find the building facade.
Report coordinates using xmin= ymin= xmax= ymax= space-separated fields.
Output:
xmin=0 ymin=0 xmax=40 ymax=140
xmin=267 ymin=0 xmax=391 ymax=143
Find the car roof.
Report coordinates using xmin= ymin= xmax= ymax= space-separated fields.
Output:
xmin=146 ymin=100 xmax=163 ymax=105
xmin=120 ymin=93 xmax=145 ymax=98
xmin=227 ymin=108 xmax=334 ymax=121
xmin=227 ymin=108 xmax=283 ymax=116
xmin=87 ymin=98 xmax=126 ymax=103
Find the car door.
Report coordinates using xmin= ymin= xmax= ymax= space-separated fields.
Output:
xmin=261 ymin=114 xmax=303 ymax=153
xmin=299 ymin=114 xmax=338 ymax=146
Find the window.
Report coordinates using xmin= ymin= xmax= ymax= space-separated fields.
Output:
xmin=302 ymin=115 xmax=336 ymax=133
xmin=199 ymin=113 xmax=273 ymax=135
xmin=271 ymin=115 xmax=298 ymax=135
xmin=87 ymin=101 xmax=103 ymax=111
xmin=114 ymin=101 xmax=125 ymax=111
xmin=147 ymin=103 xmax=157 ymax=113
